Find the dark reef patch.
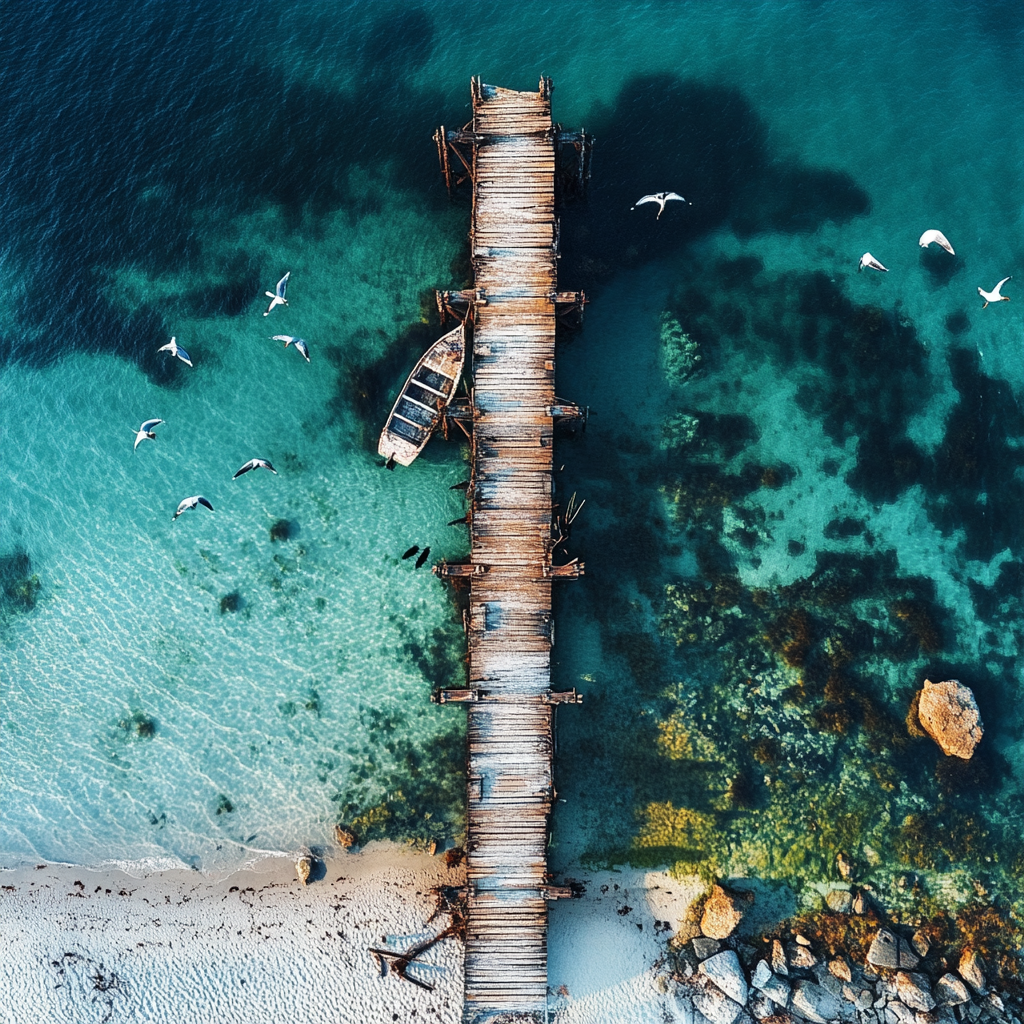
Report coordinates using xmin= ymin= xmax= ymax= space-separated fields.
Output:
xmin=944 ymin=309 xmax=971 ymax=335
xmin=269 ymin=519 xmax=296 ymax=543
xmin=923 ymin=348 xmax=1024 ymax=561
xmin=559 ymin=74 xmax=869 ymax=293
xmin=219 ymin=591 xmax=243 ymax=614
xmin=0 ymin=549 xmax=41 ymax=618
xmin=0 ymin=4 xmax=449 ymax=380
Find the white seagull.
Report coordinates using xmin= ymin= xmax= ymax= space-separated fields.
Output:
xmin=272 ymin=335 xmax=310 ymax=363
xmin=133 ymin=418 xmax=163 ymax=451
xmin=978 ymin=276 xmax=1011 ymax=308
xmin=858 ymin=253 xmax=888 ymax=273
xmin=173 ymin=495 xmax=214 ymax=520
xmin=919 ymin=229 xmax=955 ymax=255
xmin=264 ymin=272 xmax=290 ymax=316
xmin=632 ymin=192 xmax=690 ymax=219
xmin=157 ymin=336 xmax=192 ymax=367
xmin=233 ymin=458 xmax=277 ymax=479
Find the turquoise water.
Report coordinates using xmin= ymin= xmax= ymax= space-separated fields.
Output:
xmin=1 ymin=0 xmax=1021 ymax=911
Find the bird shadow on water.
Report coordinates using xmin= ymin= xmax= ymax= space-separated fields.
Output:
xmin=0 ymin=3 xmax=448 ymax=382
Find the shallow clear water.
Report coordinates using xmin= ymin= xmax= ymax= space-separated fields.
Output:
xmin=1 ymin=0 xmax=1021 ymax=917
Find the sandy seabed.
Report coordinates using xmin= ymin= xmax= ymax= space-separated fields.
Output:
xmin=0 ymin=845 xmax=466 ymax=1024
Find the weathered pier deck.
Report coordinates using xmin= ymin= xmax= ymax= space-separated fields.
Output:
xmin=433 ymin=78 xmax=589 ymax=1023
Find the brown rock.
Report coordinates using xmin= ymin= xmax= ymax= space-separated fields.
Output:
xmin=910 ymin=929 xmax=930 ymax=957
xmin=828 ymin=957 xmax=852 ymax=983
xmin=916 ymin=678 xmax=983 ymax=759
xmin=896 ymin=971 xmax=937 ymax=1012
xmin=700 ymin=884 xmax=746 ymax=940
xmin=770 ymin=938 xmax=788 ymax=976
xmin=958 ymin=948 xmax=987 ymax=995
xmin=334 ymin=824 xmax=357 ymax=848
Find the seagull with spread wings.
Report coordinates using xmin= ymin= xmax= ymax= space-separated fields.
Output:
xmin=157 ymin=336 xmax=192 ymax=367
xmin=264 ymin=272 xmax=290 ymax=316
xmin=133 ymin=419 xmax=163 ymax=451
xmin=173 ymin=495 xmax=214 ymax=521
xmin=632 ymin=192 xmax=689 ymax=219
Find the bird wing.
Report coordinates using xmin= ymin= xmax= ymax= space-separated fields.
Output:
xmin=233 ymin=461 xmax=255 ymax=479
xmin=633 ymin=195 xmax=659 ymax=208
xmin=175 ymin=497 xmax=194 ymax=517
xmin=271 ymin=335 xmax=293 ymax=343
xmin=157 ymin=341 xmax=174 ymax=354
xmin=140 ymin=419 xmax=163 ymax=432
xmin=995 ymin=276 xmax=1011 ymax=292
xmin=664 ymin=193 xmax=686 ymax=202
xmin=133 ymin=431 xmax=146 ymax=451
xmin=197 ymin=496 xmax=214 ymax=511
xmin=258 ymin=459 xmax=277 ymax=473
xmin=276 ymin=272 xmax=290 ymax=298
xmin=176 ymin=346 xmax=193 ymax=367
xmin=295 ymin=340 xmax=310 ymax=361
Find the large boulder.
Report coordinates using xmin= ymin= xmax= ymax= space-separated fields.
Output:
xmin=866 ymin=928 xmax=919 ymax=969
xmin=916 ymin=678 xmax=983 ymax=759
xmin=896 ymin=971 xmax=936 ymax=1012
xmin=935 ymin=973 xmax=970 ymax=1006
xmin=692 ymin=975 xmax=743 ymax=1024
xmin=790 ymin=980 xmax=841 ymax=1024
xmin=700 ymin=885 xmax=746 ymax=940
xmin=698 ymin=950 xmax=748 ymax=1006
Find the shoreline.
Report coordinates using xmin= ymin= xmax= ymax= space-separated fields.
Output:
xmin=0 ymin=843 xmax=466 ymax=1024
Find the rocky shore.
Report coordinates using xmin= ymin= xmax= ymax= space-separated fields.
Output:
xmin=661 ymin=884 xmax=1020 ymax=1024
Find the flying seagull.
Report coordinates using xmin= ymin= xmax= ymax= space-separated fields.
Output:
xmin=978 ymin=276 xmax=1011 ymax=308
xmin=632 ymin=192 xmax=689 ymax=219
xmin=858 ymin=253 xmax=888 ymax=273
xmin=919 ymin=229 xmax=955 ymax=255
xmin=272 ymin=335 xmax=310 ymax=362
xmin=173 ymin=495 xmax=214 ymax=520
xmin=158 ymin=336 xmax=192 ymax=367
xmin=133 ymin=418 xmax=163 ymax=451
xmin=264 ymin=272 xmax=290 ymax=316
xmin=233 ymin=458 xmax=277 ymax=479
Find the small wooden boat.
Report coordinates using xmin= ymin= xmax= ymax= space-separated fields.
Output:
xmin=378 ymin=324 xmax=466 ymax=467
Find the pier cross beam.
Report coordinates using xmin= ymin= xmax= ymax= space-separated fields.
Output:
xmin=438 ymin=77 xmax=585 ymax=1024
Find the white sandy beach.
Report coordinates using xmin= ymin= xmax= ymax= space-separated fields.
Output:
xmin=0 ymin=845 xmax=466 ymax=1024
xmin=0 ymin=848 xmax=712 ymax=1024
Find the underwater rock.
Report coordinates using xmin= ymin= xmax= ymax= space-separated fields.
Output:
xmin=790 ymin=980 xmax=841 ymax=1024
xmin=698 ymin=950 xmax=748 ymax=1006
xmin=867 ymin=928 xmax=919 ymax=969
xmin=701 ymin=885 xmax=746 ymax=940
xmin=935 ymin=973 xmax=970 ymax=1006
xmin=836 ymin=851 xmax=853 ymax=879
xmin=957 ymin=949 xmax=987 ymax=995
xmin=825 ymin=889 xmax=853 ymax=914
xmin=916 ymin=678 xmax=983 ymax=759
xmin=896 ymin=972 xmax=937 ymax=1012
xmin=661 ymin=312 xmax=702 ymax=381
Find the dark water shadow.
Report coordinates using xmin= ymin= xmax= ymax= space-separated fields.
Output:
xmin=924 ymin=347 xmax=1024 ymax=562
xmin=0 ymin=2 xmax=449 ymax=381
xmin=920 ymin=245 xmax=964 ymax=287
xmin=558 ymin=73 xmax=869 ymax=292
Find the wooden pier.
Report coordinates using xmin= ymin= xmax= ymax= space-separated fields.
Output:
xmin=432 ymin=78 xmax=590 ymax=1023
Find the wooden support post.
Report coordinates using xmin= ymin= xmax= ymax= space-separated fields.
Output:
xmin=434 ymin=125 xmax=452 ymax=198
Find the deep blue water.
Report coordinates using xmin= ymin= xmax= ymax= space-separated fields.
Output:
xmin=1 ymin=0 xmax=1021 ymax=916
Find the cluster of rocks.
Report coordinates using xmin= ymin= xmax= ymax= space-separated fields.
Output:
xmin=660 ymin=887 xmax=1018 ymax=1024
